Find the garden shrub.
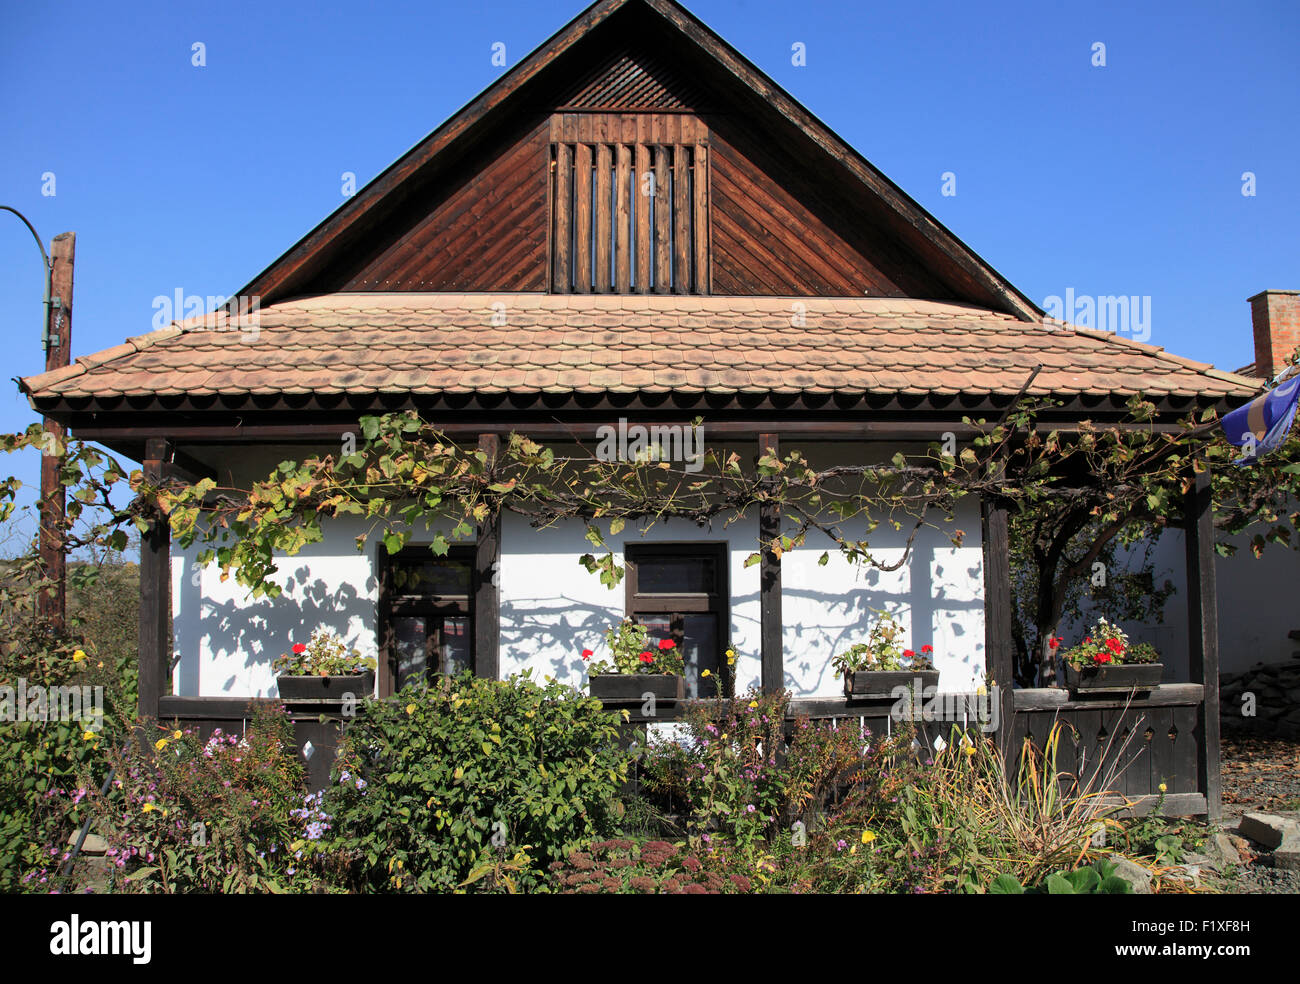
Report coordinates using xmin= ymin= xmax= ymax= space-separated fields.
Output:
xmin=548 ymin=837 xmax=752 ymax=894
xmin=75 ymin=702 xmax=327 ymax=893
xmin=0 ymin=630 xmax=133 ymax=893
xmin=322 ymin=671 xmax=632 ymax=892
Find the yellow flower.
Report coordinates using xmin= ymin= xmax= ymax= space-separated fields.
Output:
xmin=406 ymin=703 xmax=416 ymax=715
xmin=720 ymin=733 xmax=728 ymax=740
xmin=975 ymin=683 xmax=987 ymax=696
xmin=141 ymin=803 xmax=156 ymax=813
xmin=82 ymin=731 xmax=96 ymax=742
xmin=154 ymin=738 xmax=168 ymax=751
xmin=1158 ymin=782 xmax=1167 ymax=793
xmin=172 ymin=730 xmax=183 ymax=740
xmin=861 ymin=830 xmax=876 ymax=844
xmin=701 ymin=669 xmax=711 ymax=678
xmin=72 ymin=649 xmax=86 ymax=663
xmin=748 ymin=701 xmax=758 ymax=709
xmin=963 ymin=745 xmax=975 ymax=757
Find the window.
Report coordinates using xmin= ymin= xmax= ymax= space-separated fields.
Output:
xmin=625 ymin=543 xmax=728 ymax=698
xmin=378 ymin=545 xmax=476 ymax=694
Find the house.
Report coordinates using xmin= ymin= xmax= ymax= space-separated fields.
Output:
xmin=18 ymin=0 xmax=1258 ymax=812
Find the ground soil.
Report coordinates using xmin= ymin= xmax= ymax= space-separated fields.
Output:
xmin=1216 ymin=734 xmax=1300 ymax=894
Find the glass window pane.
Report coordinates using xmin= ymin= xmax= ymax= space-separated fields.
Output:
xmin=441 ymin=617 xmax=472 ymax=676
xmin=636 ymin=556 xmax=714 ymax=593
xmin=681 ymin=614 xmax=719 ymax=699
xmin=393 ymin=617 xmax=428 ymax=690
xmin=392 ymin=557 xmax=471 ymax=597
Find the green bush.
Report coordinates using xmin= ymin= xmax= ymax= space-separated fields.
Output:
xmin=322 ymin=671 xmax=632 ymax=892
xmin=990 ymin=859 xmax=1133 ymax=894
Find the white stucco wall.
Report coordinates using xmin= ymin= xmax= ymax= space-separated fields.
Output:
xmin=171 ymin=442 xmax=990 ymax=699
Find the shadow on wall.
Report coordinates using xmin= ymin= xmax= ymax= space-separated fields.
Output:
xmin=774 ymin=533 xmax=986 ymax=696
xmin=173 ymin=555 xmax=378 ymax=698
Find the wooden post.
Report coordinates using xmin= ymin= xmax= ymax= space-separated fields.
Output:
xmin=1184 ymin=467 xmax=1222 ymax=819
xmin=475 ymin=434 xmax=501 ymax=680
xmin=758 ymin=434 xmax=782 ymax=694
xmin=981 ymin=497 xmax=1015 ymax=753
xmin=138 ymin=437 xmax=172 ymax=720
xmin=37 ymin=231 xmax=74 ymax=628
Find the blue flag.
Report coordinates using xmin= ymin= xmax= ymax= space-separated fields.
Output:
xmin=1222 ymin=373 xmax=1300 ymax=465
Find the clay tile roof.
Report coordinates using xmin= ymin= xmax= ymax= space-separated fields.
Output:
xmin=19 ymin=293 xmax=1262 ymax=406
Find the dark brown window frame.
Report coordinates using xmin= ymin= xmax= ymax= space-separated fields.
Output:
xmin=624 ymin=541 xmax=730 ymax=697
xmin=377 ymin=544 xmax=477 ymax=696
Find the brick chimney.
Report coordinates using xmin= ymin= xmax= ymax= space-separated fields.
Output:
xmin=1248 ymin=290 xmax=1300 ymax=379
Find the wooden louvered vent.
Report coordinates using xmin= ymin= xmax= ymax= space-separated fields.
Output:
xmin=549 ymin=114 xmax=709 ymax=294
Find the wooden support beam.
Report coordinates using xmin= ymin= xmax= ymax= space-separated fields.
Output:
xmin=573 ymin=143 xmax=592 ymax=292
xmin=981 ymin=497 xmax=1015 ymax=752
xmin=138 ymin=437 xmax=172 ymax=720
xmin=692 ymin=144 xmax=709 ymax=294
xmin=594 ymin=143 xmax=612 ymax=292
xmin=1184 ymin=467 xmax=1221 ymax=820
xmin=653 ymin=145 xmax=671 ymax=293
xmin=37 ymin=231 xmax=74 ymax=629
xmin=758 ymin=433 xmax=782 ymax=694
xmin=614 ymin=143 xmax=631 ymax=292
xmin=634 ymin=143 xmax=651 ymax=293
xmin=551 ymin=143 xmax=572 ymax=293
xmin=672 ymin=144 xmax=690 ymax=294
xmin=475 ymin=434 xmax=501 ymax=680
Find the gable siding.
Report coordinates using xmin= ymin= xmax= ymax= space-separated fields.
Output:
xmin=708 ymin=125 xmax=949 ymax=298
xmin=337 ymin=121 xmax=550 ymax=292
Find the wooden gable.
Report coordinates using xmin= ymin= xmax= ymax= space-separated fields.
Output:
xmin=237 ymin=0 xmax=1038 ymax=319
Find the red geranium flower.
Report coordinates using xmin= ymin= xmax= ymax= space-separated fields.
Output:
xmin=921 ymin=645 xmax=933 ymax=654
xmin=292 ymin=643 xmax=307 ymax=654
xmin=1093 ymin=653 xmax=1112 ymax=665
xmin=581 ymin=649 xmax=593 ymax=660
xmin=638 ymin=652 xmax=654 ymax=664
xmin=1105 ymin=638 xmax=1123 ymax=654
xmin=903 ymin=649 xmax=916 ymax=659
xmin=1048 ymin=636 xmax=1062 ymax=650
xmin=658 ymin=639 xmax=676 ymax=650
xmin=1084 ymin=637 xmax=1092 ymax=644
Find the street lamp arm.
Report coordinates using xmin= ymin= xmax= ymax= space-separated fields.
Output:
xmin=1 ymin=204 xmax=56 ymax=350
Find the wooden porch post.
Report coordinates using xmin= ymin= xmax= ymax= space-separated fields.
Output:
xmin=475 ymin=433 xmax=501 ymax=680
xmin=981 ymin=496 xmax=1015 ymax=751
xmin=1184 ymin=467 xmax=1222 ymax=820
xmin=758 ymin=433 xmax=782 ymax=694
xmin=37 ymin=231 xmax=74 ymax=629
xmin=137 ymin=437 xmax=172 ymax=720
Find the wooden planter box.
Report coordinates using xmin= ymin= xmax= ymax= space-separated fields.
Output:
xmin=843 ymin=669 xmax=940 ymax=699
xmin=276 ymin=672 xmax=374 ymax=700
xmin=589 ymin=674 xmax=684 ymax=702
xmin=1065 ymin=662 xmax=1163 ymax=693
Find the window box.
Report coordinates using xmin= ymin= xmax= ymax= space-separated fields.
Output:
xmin=1065 ymin=663 xmax=1163 ymax=693
xmin=843 ymin=670 xmax=939 ymax=699
xmin=276 ymin=671 xmax=375 ymax=700
xmin=589 ymin=673 xmax=685 ymax=702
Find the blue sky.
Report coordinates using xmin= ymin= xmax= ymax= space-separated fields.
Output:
xmin=1 ymin=0 xmax=1297 ymax=542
